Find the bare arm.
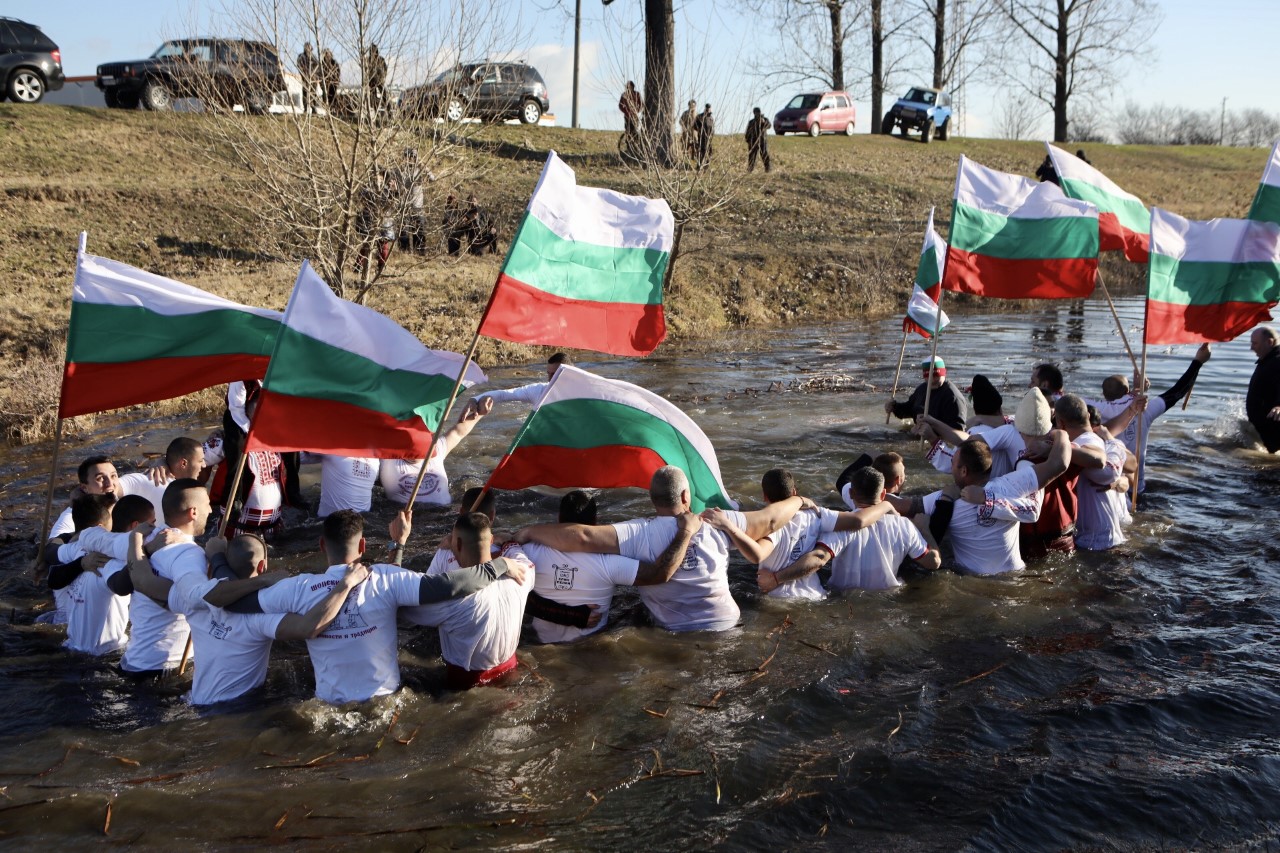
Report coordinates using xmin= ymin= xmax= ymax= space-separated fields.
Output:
xmin=127 ymin=534 xmax=173 ymax=604
xmin=1069 ymin=442 xmax=1105 ymax=470
xmin=515 ymin=522 xmax=621 ymax=555
xmin=1103 ymin=393 xmax=1147 ymax=436
xmin=1033 ymin=429 xmax=1071 ymax=488
xmin=831 ymin=500 xmax=893 ymax=532
xmin=700 ymin=507 xmax=774 ymax=565
xmin=910 ymin=513 xmax=943 ymax=571
xmin=275 ymin=564 xmax=370 ymax=640
xmin=441 ymin=396 xmax=492 ymax=453
xmin=635 ymin=512 xmax=701 ymax=586
xmin=737 ymin=495 xmax=804 ymax=540
xmin=919 ymin=414 xmax=971 ymax=448
xmin=763 ymin=546 xmax=832 ymax=590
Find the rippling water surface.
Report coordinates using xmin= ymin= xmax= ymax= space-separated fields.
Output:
xmin=0 ymin=295 xmax=1277 ymax=850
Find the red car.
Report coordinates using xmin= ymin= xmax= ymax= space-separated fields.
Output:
xmin=773 ymin=91 xmax=856 ymax=137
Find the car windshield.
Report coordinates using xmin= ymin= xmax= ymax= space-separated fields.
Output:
xmin=904 ymin=88 xmax=936 ymax=104
xmin=432 ymin=67 xmax=467 ymax=85
xmin=151 ymin=41 xmax=211 ymax=61
xmin=786 ymin=94 xmax=821 ymax=110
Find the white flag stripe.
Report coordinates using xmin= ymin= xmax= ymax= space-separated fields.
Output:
xmin=75 ymin=253 xmax=282 ymax=320
xmin=954 ymin=155 xmax=1098 ymax=221
xmin=1260 ymin=141 xmax=1280 ymax=190
xmin=282 ymin=262 xmax=486 ymax=382
xmin=1046 ymin=144 xmax=1145 ymax=204
xmin=527 ymin=151 xmax=675 ymax=253
xmin=1151 ymin=208 xmax=1280 ymax=265
xmin=907 ymin=285 xmax=950 ymax=333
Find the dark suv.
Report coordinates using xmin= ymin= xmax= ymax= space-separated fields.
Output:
xmin=96 ymin=38 xmax=285 ymax=112
xmin=404 ymin=61 xmax=549 ymax=125
xmin=0 ymin=17 xmax=64 ymax=104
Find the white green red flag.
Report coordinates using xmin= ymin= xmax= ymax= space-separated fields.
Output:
xmin=943 ymin=155 xmax=1100 ymax=299
xmin=1047 ymin=143 xmax=1150 ymax=263
xmin=246 ymin=263 xmax=486 ymax=456
xmin=1145 ymin=207 xmax=1280 ymax=344
xmin=486 ymin=365 xmax=735 ymax=512
xmin=478 ymin=151 xmax=673 ymax=357
xmin=904 ymin=208 xmax=950 ymax=338
xmin=1247 ymin=141 xmax=1280 ymax=226
xmin=60 ymin=251 xmax=282 ymax=419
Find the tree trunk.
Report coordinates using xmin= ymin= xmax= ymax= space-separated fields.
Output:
xmin=870 ymin=0 xmax=884 ymax=131
xmin=644 ymin=0 xmax=675 ymax=166
xmin=1053 ymin=0 xmax=1069 ymax=142
xmin=829 ymin=0 xmax=844 ymax=90
xmin=933 ymin=0 xmax=946 ymax=88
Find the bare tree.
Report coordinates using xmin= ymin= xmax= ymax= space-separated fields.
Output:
xmin=171 ymin=0 xmax=518 ymax=302
xmin=732 ymin=0 xmax=867 ymax=93
xmin=912 ymin=0 xmax=1000 ymax=90
xmin=994 ymin=88 xmax=1044 ymax=139
xmin=999 ymin=0 xmax=1160 ymax=143
xmin=868 ymin=0 xmax=919 ymax=131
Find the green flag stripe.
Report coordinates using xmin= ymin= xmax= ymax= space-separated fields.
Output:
xmin=1060 ymin=177 xmax=1149 ymax=233
xmin=950 ymin=202 xmax=1099 ymax=260
xmin=916 ymin=245 xmax=940 ymax=288
xmin=1249 ymin=184 xmax=1280 ymax=226
xmin=66 ymin=302 xmax=280 ymax=364
xmin=1148 ymin=254 xmax=1280 ymax=306
xmin=503 ymin=213 xmax=668 ymax=306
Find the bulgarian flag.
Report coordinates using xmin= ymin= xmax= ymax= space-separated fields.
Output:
xmin=477 ymin=151 xmax=674 ymax=357
xmin=1145 ymin=207 xmax=1280 ymax=344
xmin=246 ymin=263 xmax=486 ymax=457
xmin=60 ymin=250 xmax=282 ymax=419
xmin=1247 ymin=141 xmax=1280 ymax=226
xmin=1047 ymin=144 xmax=1150 ymax=263
xmin=904 ymin=208 xmax=950 ymax=338
xmin=486 ymin=364 xmax=735 ymax=512
xmin=943 ymin=155 xmax=1100 ymax=299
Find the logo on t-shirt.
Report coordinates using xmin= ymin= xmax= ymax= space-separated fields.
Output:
xmin=553 ymin=563 xmax=577 ymax=590
xmin=353 ymin=460 xmax=373 ymax=479
xmin=209 ymin=617 xmax=231 ymax=640
xmin=329 ymin=599 xmax=370 ymax=632
xmin=678 ymin=551 xmax=699 ymax=573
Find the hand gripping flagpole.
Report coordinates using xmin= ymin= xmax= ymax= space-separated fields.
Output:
xmin=919 ymin=287 xmax=946 ymax=445
xmin=886 ymin=324 xmax=909 ymax=425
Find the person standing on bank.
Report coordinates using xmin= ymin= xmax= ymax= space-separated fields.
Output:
xmin=745 ymin=107 xmax=772 ymax=173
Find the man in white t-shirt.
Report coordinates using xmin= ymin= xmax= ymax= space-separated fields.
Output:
xmin=1054 ymin=395 xmax=1125 ymax=550
xmin=222 ymin=509 xmax=525 ymax=704
xmin=116 ymin=437 xmax=205 ymax=524
xmin=772 ymin=468 xmax=940 ymax=592
xmin=380 ymin=396 xmax=492 ymax=507
xmin=474 ymin=353 xmax=570 ymax=409
xmin=403 ymin=512 xmax=537 ymax=687
xmin=47 ymin=453 xmax=166 ymax=542
xmin=517 ymin=466 xmax=808 ymax=632
xmin=306 ymin=454 xmax=380 ymax=517
xmin=838 ymin=453 xmax=906 ymax=511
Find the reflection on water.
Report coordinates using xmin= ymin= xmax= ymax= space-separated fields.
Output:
xmin=0 ymin=296 xmax=1278 ymax=849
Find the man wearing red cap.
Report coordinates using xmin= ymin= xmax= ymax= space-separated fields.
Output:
xmin=885 ymin=356 xmax=968 ymax=430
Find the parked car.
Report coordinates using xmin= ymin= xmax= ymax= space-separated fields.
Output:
xmin=402 ymin=61 xmax=549 ymax=125
xmin=0 ymin=17 xmax=64 ymax=104
xmin=96 ymin=38 xmax=285 ymax=112
xmin=773 ymin=91 xmax=856 ymax=137
xmin=882 ymin=87 xmax=952 ymax=143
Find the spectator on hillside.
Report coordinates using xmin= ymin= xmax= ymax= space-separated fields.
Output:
xmin=320 ymin=48 xmax=340 ymax=111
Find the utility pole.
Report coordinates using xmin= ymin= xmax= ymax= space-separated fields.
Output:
xmin=572 ymin=0 xmax=582 ymax=128
xmin=1219 ymin=96 xmax=1227 ymax=146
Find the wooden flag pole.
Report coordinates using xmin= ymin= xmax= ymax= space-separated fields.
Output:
xmin=1096 ymin=269 xmax=1141 ymax=379
xmin=404 ymin=329 xmax=485 ymax=509
xmin=464 ymin=367 xmax=563 ymax=513
xmin=1132 ymin=330 xmax=1150 ymax=513
xmin=919 ymin=288 xmax=947 ymax=444
xmin=886 ymin=327 xmax=909 ymax=424
xmin=32 ymin=418 xmax=65 ymax=577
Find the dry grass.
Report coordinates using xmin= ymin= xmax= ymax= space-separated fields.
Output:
xmin=0 ymin=104 xmax=1269 ymax=443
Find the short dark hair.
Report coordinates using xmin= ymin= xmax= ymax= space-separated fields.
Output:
xmin=1034 ymin=363 xmax=1064 ymax=393
xmin=760 ymin=468 xmax=796 ymax=503
xmin=1054 ymin=394 xmax=1089 ymax=428
xmin=547 ymin=352 xmax=572 ymax=367
xmin=111 ymin=495 xmax=154 ymax=532
xmin=322 ymin=509 xmax=365 ymax=555
xmin=872 ymin=452 xmax=904 ymax=480
xmin=165 ymin=437 xmax=203 ymax=470
xmin=161 ymin=478 xmax=205 ymax=525
xmin=453 ymin=512 xmax=492 ymax=549
xmin=559 ymin=490 xmax=598 ymax=524
xmin=71 ymin=493 xmax=115 ymax=532
xmin=1101 ymin=375 xmax=1128 ymax=402
xmin=956 ymin=438 xmax=992 ymax=479
xmin=849 ymin=467 xmax=885 ymax=506
xmin=227 ymin=534 xmax=268 ymax=580
xmin=77 ymin=455 xmax=113 ymax=484
xmin=460 ymin=486 xmax=497 ymax=519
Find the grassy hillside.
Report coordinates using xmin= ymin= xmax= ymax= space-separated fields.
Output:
xmin=0 ymin=104 xmax=1268 ymax=441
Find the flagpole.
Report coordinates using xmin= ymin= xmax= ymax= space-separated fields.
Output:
xmin=1095 ymin=269 xmax=1141 ymax=379
xmin=920 ymin=267 xmax=949 ymax=441
xmin=465 ymin=368 xmax=561 ymax=512
xmin=32 ymin=418 xmax=65 ymax=577
xmin=1132 ymin=297 xmax=1151 ymax=513
xmin=886 ymin=326 xmax=909 ymax=425
xmin=403 ymin=330 xmax=484 ymax=508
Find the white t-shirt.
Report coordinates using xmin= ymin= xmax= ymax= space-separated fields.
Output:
xmin=404 ymin=544 xmax=536 ymax=670
xmin=47 ymin=473 xmax=151 ymax=541
xmin=524 ymin=541 xmax=639 ymax=643
xmin=117 ymin=471 xmax=172 ymax=526
xmin=57 ymin=535 xmax=131 ymax=656
xmin=1073 ymin=431 xmax=1126 ymax=551
xmin=121 ymin=534 xmax=204 ymax=672
xmin=316 ymin=455 xmax=380 ymax=517
xmin=1089 ymin=394 xmax=1167 ymax=493
xmin=612 ymin=512 xmax=745 ymax=632
xmin=49 ymin=506 xmax=75 ymax=540
xmin=819 ymin=516 xmax=928 ymax=591
xmin=476 ymin=383 xmax=549 ymax=407
xmin=227 ymin=381 xmax=251 ymax=433
xmin=924 ymin=423 xmax=1024 ymax=479
xmin=924 ymin=462 xmax=1042 ymax=575
xmin=255 ymin=563 xmax=422 ymax=704
xmin=380 ymin=444 xmax=450 ymax=506
xmin=759 ymin=507 xmax=840 ymax=601
xmin=181 ymin=577 xmax=286 ymax=706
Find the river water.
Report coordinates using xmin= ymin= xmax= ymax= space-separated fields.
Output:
xmin=0 ymin=295 xmax=1277 ymax=850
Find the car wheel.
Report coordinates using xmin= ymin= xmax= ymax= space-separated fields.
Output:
xmin=116 ymin=92 xmax=139 ymax=110
xmin=104 ymin=89 xmax=120 ymax=109
xmin=141 ymin=80 xmax=172 ymax=111
xmin=445 ymin=97 xmax=464 ymax=122
xmin=937 ymin=119 xmax=949 ymax=141
xmin=519 ymin=99 xmax=542 ymax=125
xmin=844 ymin=121 xmax=855 ymax=136
xmin=7 ymin=69 xmax=46 ymax=104
xmin=881 ymin=113 xmax=894 ymax=135
xmin=921 ymin=119 xmax=933 ymax=144
xmin=808 ymin=122 xmax=820 ymax=138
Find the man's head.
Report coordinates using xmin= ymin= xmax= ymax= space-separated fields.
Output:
xmin=321 ymin=509 xmax=365 ymax=564
xmin=1087 ymin=404 xmax=1103 ymax=429
xmin=872 ymin=452 xmax=906 ymax=494
xmin=1251 ymin=326 xmax=1277 ymax=359
xmin=921 ymin=357 xmax=946 ymax=388
xmin=649 ymin=466 xmax=691 ymax=514
xmin=226 ymin=534 xmax=269 ymax=580
xmin=546 ymin=352 xmax=572 ymax=380
xmin=753 ymin=106 xmax=761 ymax=116
xmin=1101 ymin=374 xmax=1129 ymax=402
xmin=71 ymin=493 xmax=115 ymax=532
xmin=625 ymin=80 xmax=635 ymax=91
xmin=559 ymin=490 xmax=598 ymax=525
xmin=970 ymin=375 xmax=1003 ymax=416
xmin=78 ymin=455 xmax=119 ymax=495
xmin=704 ymin=103 xmax=712 ymax=112
xmin=165 ymin=437 xmax=205 ymax=478
xmin=760 ymin=468 xmax=796 ymax=504
xmin=161 ymin=478 xmax=211 ymax=532
xmin=953 ymin=438 xmax=993 ymax=487
xmin=110 ymin=494 xmax=154 ymax=533
xmin=688 ymin=100 xmax=696 ymax=109
xmin=848 ymin=467 xmax=886 ymax=507
xmin=1053 ymin=393 xmax=1090 ymax=434
xmin=1030 ymin=363 xmax=1064 ymax=396
xmin=452 ymin=512 xmax=493 ymax=565
xmin=459 ymin=486 xmax=497 ymax=521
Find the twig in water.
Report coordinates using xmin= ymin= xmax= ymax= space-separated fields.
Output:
xmin=102 ymin=798 xmax=112 ymax=836
xmin=642 ymin=707 xmax=667 ymax=719
xmin=955 ymin=660 xmax=1008 ymax=687
xmin=887 ymin=710 xmax=904 ymax=740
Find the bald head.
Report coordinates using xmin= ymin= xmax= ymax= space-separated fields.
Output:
xmin=227 ymin=535 xmax=268 ymax=580
xmin=1252 ymin=326 xmax=1277 ymax=359
xmin=649 ymin=466 xmax=690 ymax=512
